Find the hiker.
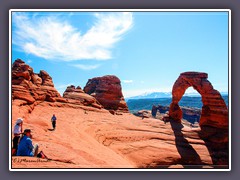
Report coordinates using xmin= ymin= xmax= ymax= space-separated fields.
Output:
xmin=51 ymin=114 xmax=57 ymax=130
xmin=17 ymin=129 xmax=39 ymax=157
xmin=12 ymin=118 xmax=23 ymax=156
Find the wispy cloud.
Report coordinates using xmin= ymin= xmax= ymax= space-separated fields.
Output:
xmin=12 ymin=12 xmax=133 ymax=61
xmin=69 ymin=64 xmax=101 ymax=70
xmin=122 ymin=80 xmax=133 ymax=83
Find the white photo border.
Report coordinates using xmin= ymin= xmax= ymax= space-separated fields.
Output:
xmin=9 ymin=9 xmax=231 ymax=171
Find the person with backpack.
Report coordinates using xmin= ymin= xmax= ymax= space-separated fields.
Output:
xmin=12 ymin=118 xmax=23 ymax=156
xmin=51 ymin=114 xmax=57 ymax=130
xmin=17 ymin=129 xmax=39 ymax=157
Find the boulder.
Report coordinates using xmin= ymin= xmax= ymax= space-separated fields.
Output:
xmin=134 ymin=110 xmax=152 ymax=118
xmin=84 ymin=75 xmax=129 ymax=112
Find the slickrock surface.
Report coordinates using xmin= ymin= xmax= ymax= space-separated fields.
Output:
xmin=12 ymin=102 xmax=227 ymax=169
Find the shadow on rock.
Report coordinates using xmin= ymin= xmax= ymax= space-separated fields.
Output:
xmin=198 ymin=126 xmax=229 ymax=167
xmin=169 ymin=119 xmax=204 ymax=168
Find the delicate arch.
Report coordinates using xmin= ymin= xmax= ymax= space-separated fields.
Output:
xmin=169 ymin=72 xmax=228 ymax=130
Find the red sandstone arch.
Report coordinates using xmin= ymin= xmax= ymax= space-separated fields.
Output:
xmin=169 ymin=72 xmax=228 ymax=130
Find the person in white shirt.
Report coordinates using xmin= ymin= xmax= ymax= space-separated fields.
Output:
xmin=12 ymin=118 xmax=23 ymax=156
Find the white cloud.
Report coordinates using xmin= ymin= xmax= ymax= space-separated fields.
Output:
xmin=69 ymin=64 xmax=100 ymax=70
xmin=122 ymin=80 xmax=133 ymax=83
xmin=12 ymin=12 xmax=133 ymax=61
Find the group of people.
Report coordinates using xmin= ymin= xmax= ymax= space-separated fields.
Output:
xmin=12 ymin=114 xmax=57 ymax=157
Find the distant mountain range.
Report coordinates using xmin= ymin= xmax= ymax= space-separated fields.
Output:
xmin=126 ymin=92 xmax=172 ymax=100
xmin=126 ymin=91 xmax=228 ymax=101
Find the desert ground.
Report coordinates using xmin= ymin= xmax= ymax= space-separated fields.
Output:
xmin=11 ymin=100 xmax=219 ymax=169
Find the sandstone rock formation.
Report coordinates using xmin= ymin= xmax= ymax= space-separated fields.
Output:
xmin=169 ymin=72 xmax=228 ymax=144
xmin=152 ymin=105 xmax=201 ymax=124
xmin=134 ymin=110 xmax=152 ymax=118
xmin=151 ymin=105 xmax=158 ymax=117
xmin=63 ymin=85 xmax=102 ymax=109
xmin=12 ymin=59 xmax=61 ymax=104
xmin=12 ymin=59 xmax=129 ymax=112
xmin=84 ymin=75 xmax=129 ymax=113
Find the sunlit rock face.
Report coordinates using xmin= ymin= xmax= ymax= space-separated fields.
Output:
xmin=84 ymin=75 xmax=129 ymax=113
xmin=169 ymin=72 xmax=228 ymax=144
xmin=12 ymin=59 xmax=61 ymax=104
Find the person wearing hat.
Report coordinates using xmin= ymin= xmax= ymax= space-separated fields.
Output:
xmin=12 ymin=118 xmax=23 ymax=156
xmin=17 ymin=129 xmax=39 ymax=157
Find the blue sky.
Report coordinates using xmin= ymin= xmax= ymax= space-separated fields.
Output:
xmin=11 ymin=11 xmax=229 ymax=98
